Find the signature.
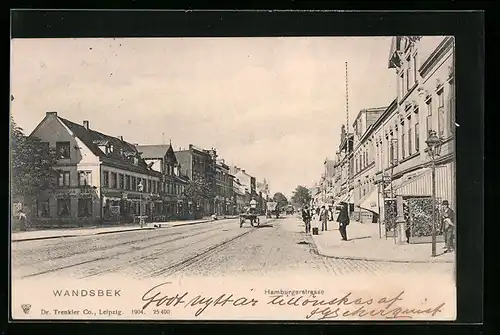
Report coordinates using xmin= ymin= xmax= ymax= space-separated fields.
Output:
xmin=141 ymin=282 xmax=259 ymax=317
xmin=141 ymin=285 xmax=445 ymax=319
xmin=268 ymin=291 xmax=444 ymax=320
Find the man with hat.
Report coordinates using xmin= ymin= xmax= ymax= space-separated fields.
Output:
xmin=441 ymin=200 xmax=455 ymax=253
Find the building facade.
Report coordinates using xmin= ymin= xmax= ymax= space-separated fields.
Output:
xmin=333 ymin=125 xmax=354 ymax=209
xmin=380 ymin=36 xmax=455 ymax=209
xmin=215 ymin=159 xmax=235 ymax=216
xmin=351 ymin=106 xmax=386 ymax=223
xmin=29 ymin=112 xmax=162 ymax=227
xmin=230 ymin=166 xmax=256 ymax=202
xmin=175 ymin=145 xmax=217 ymax=215
xmin=136 ymin=143 xmax=189 ymax=220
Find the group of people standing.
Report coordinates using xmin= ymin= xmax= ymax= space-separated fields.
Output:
xmin=301 ymin=202 xmax=350 ymax=241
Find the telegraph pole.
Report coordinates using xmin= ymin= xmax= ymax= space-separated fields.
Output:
xmin=345 ymin=61 xmax=351 ymax=218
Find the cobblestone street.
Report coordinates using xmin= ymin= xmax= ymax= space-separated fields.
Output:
xmin=12 ymin=216 xmax=454 ymax=281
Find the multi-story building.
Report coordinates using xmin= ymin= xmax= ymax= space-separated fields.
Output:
xmin=320 ymin=159 xmax=336 ymax=205
xmin=136 ymin=143 xmax=190 ymax=220
xmin=351 ymin=106 xmax=386 ymax=223
xmin=175 ymin=145 xmax=217 ymax=215
xmin=215 ymin=159 xmax=234 ymax=216
xmin=29 ymin=112 xmax=162 ymax=227
xmin=333 ymin=125 xmax=354 ymax=209
xmin=232 ymin=177 xmax=247 ymax=213
xmin=256 ymin=178 xmax=271 ymax=212
xmin=230 ymin=166 xmax=256 ymax=206
xmin=363 ymin=35 xmax=455 ymax=233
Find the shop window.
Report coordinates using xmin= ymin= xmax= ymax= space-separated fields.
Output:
xmin=78 ymin=171 xmax=92 ymax=186
xmin=78 ymin=198 xmax=93 ymax=217
xmin=56 ymin=141 xmax=70 ymax=159
xmin=57 ymin=199 xmax=71 ymax=217
xmin=37 ymin=200 xmax=50 ymax=217
xmin=58 ymin=171 xmax=71 ymax=187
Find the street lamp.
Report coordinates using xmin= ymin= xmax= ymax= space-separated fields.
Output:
xmin=425 ymin=130 xmax=443 ymax=257
xmin=138 ymin=180 xmax=144 ymax=228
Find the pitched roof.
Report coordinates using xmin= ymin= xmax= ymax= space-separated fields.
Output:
xmin=136 ymin=144 xmax=178 ymax=165
xmin=58 ymin=117 xmax=154 ymax=174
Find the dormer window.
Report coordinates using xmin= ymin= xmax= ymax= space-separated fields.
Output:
xmin=109 ymin=144 xmax=114 ymax=153
xmin=133 ymin=157 xmax=139 ymax=166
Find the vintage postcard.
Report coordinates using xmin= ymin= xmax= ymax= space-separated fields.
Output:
xmin=10 ymin=35 xmax=456 ymax=321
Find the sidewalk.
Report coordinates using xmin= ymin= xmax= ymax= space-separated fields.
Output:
xmin=308 ymin=219 xmax=454 ymax=263
xmin=11 ymin=216 xmax=238 ymax=242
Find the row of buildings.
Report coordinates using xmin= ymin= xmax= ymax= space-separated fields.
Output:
xmin=314 ymin=36 xmax=455 ymax=227
xmin=21 ymin=112 xmax=271 ymax=227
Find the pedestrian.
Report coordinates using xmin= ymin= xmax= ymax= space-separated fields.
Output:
xmin=319 ymin=205 xmax=328 ymax=231
xmin=301 ymin=206 xmax=312 ymax=233
xmin=441 ymin=200 xmax=455 ymax=253
xmin=337 ymin=202 xmax=349 ymax=241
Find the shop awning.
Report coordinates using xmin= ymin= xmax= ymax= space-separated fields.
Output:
xmin=338 ymin=190 xmax=354 ymax=204
xmin=384 ymin=166 xmax=451 ymax=199
xmin=358 ymin=187 xmax=380 ymax=214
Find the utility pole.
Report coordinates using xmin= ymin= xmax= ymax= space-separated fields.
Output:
xmin=345 ymin=61 xmax=351 ymax=218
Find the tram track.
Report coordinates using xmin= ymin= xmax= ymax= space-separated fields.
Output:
xmin=20 ymin=220 xmax=241 ymax=279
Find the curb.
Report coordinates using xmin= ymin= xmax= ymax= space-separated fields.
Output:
xmin=313 ymin=240 xmax=454 ymax=264
xmin=12 ymin=217 xmax=240 ymax=242
xmin=12 ymin=234 xmax=80 ymax=242
xmin=95 ymin=227 xmax=156 ymax=235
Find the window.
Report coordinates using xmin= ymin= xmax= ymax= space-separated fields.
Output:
xmin=437 ymin=90 xmax=445 ymax=137
xmin=426 ymin=99 xmax=433 ymax=136
xmin=133 ymin=157 xmax=139 ymax=166
xmin=406 ymin=56 xmax=411 ymax=91
xmin=408 ymin=119 xmax=413 ymax=155
xmin=401 ymin=133 xmax=405 ymax=159
xmin=56 ymin=141 xmax=70 ymax=159
xmin=415 ymin=123 xmax=420 ymax=151
xmin=58 ymin=171 xmax=70 ymax=187
xmin=37 ymin=200 xmax=50 ymax=217
xmin=103 ymin=171 xmax=109 ymax=187
xmin=125 ymin=175 xmax=130 ymax=190
xmin=78 ymin=171 xmax=92 ymax=186
xmin=448 ymin=79 xmax=455 ymax=135
xmin=131 ymin=176 xmax=137 ymax=191
xmin=400 ymin=72 xmax=405 ymax=96
xmin=57 ymin=199 xmax=71 ymax=217
xmin=110 ymin=173 xmax=117 ymax=189
xmin=78 ymin=198 xmax=92 ymax=217
xmin=119 ymin=174 xmax=124 ymax=189
xmin=148 ymin=180 xmax=152 ymax=193
xmin=413 ymin=54 xmax=418 ymax=83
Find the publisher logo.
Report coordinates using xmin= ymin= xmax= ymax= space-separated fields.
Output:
xmin=21 ymin=304 xmax=31 ymax=314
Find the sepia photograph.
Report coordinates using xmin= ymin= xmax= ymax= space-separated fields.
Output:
xmin=10 ymin=33 xmax=457 ymax=321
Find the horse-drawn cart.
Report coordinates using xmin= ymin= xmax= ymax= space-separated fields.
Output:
xmin=239 ymin=212 xmax=260 ymax=227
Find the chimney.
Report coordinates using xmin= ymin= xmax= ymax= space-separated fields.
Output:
xmin=242 ymin=170 xmax=245 ymax=173
xmin=119 ymin=136 xmax=123 ymax=142
xmin=83 ymin=120 xmax=90 ymax=130
xmin=46 ymin=111 xmax=57 ymax=117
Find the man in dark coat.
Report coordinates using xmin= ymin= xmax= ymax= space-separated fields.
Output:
xmin=336 ymin=202 xmax=349 ymax=241
xmin=302 ymin=206 xmax=312 ymax=233
xmin=441 ymin=200 xmax=455 ymax=253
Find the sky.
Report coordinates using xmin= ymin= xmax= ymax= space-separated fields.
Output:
xmin=10 ymin=37 xmax=396 ymax=198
